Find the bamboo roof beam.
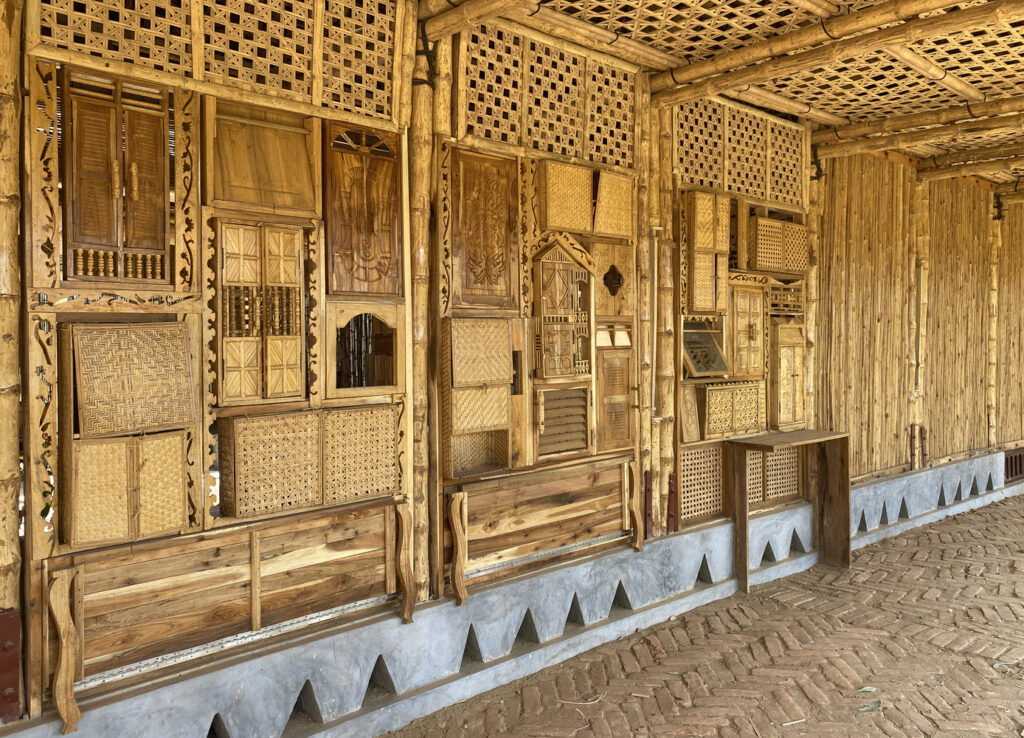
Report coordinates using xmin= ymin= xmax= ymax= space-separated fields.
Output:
xmin=918 ymin=154 xmax=1024 ymax=181
xmin=997 ymin=180 xmax=1024 ymax=193
xmin=650 ymin=0 xmax=966 ymax=93
xmin=882 ymin=44 xmax=986 ymax=101
xmin=816 ymin=111 xmax=1024 ymax=158
xmin=919 ymin=142 xmax=1024 ymax=169
xmin=999 ymin=191 xmax=1024 ymax=204
xmin=424 ymin=0 xmax=538 ymax=40
xmin=813 ymin=93 xmax=1024 ymax=144
xmin=652 ymin=0 xmax=1024 ymax=107
xmin=724 ymin=85 xmax=849 ymax=126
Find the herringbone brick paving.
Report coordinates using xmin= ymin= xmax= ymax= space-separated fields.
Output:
xmin=391 ymin=497 xmax=1024 ymax=737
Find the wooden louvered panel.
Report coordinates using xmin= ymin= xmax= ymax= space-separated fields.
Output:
xmin=597 ymin=349 xmax=633 ymax=452
xmin=123 ymin=107 xmax=168 ymax=254
xmin=538 ymin=387 xmax=589 ymax=457
xmin=70 ymin=97 xmax=119 ymax=252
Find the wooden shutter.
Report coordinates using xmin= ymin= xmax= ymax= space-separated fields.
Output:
xmin=537 ymin=387 xmax=590 ymax=457
xmin=123 ymin=106 xmax=168 ymax=255
xmin=69 ymin=97 xmax=120 ymax=256
xmin=262 ymin=225 xmax=304 ymax=399
xmin=597 ymin=349 xmax=633 ymax=452
xmin=220 ymin=222 xmax=263 ymax=403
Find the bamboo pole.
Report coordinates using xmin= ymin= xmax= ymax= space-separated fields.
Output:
xmin=817 ymin=112 xmax=1024 ymax=160
xmin=0 ymin=0 xmax=23 ymax=614
xmin=917 ymin=154 xmax=1024 ymax=182
xmin=882 ymin=44 xmax=984 ymax=101
xmin=409 ymin=33 xmax=434 ymax=601
xmin=654 ymin=106 xmax=675 ymax=536
xmin=635 ymin=74 xmax=654 ymax=534
xmin=650 ymin=0 xmax=970 ymax=93
xmin=987 ymin=193 xmax=1001 ymax=449
xmin=653 ymin=1 xmax=1024 ymax=106
xmin=920 ymin=142 xmax=1024 ymax=169
xmin=725 ymin=85 xmax=848 ymax=126
xmin=424 ymin=0 xmax=538 ymax=41
xmin=813 ymin=93 xmax=1024 ymax=145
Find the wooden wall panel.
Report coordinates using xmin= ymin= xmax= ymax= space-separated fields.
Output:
xmin=996 ymin=203 xmax=1024 ymax=446
xmin=816 ymin=156 xmax=915 ymax=478
xmin=925 ymin=179 xmax=992 ymax=460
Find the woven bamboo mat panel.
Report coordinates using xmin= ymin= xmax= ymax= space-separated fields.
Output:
xmin=137 ymin=431 xmax=188 ymax=537
xmin=450 ymin=431 xmax=508 ymax=477
xmin=66 ymin=439 xmax=131 ymax=547
xmin=73 ymin=323 xmax=195 ymax=438
xmin=538 ymin=0 xmax=822 ymax=61
xmin=321 ymin=0 xmax=397 ymax=119
xmin=452 ymin=385 xmax=510 ymax=434
xmin=679 ymin=443 xmax=723 ymax=521
xmin=39 ymin=0 xmax=193 ymax=76
xmin=539 ymin=161 xmax=594 ymax=233
xmin=450 ymin=319 xmax=512 ymax=386
xmin=593 ymin=172 xmax=634 ymax=238
xmin=322 ymin=405 xmax=399 ymax=504
xmin=218 ymin=411 xmax=322 ymax=517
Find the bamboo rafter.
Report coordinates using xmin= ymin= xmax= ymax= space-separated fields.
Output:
xmin=918 ymin=154 xmax=1024 ymax=181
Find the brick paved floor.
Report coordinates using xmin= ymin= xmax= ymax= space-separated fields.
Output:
xmin=391 ymin=496 xmax=1024 ymax=738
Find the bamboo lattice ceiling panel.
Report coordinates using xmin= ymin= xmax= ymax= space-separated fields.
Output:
xmin=902 ymin=128 xmax=1024 ymax=159
xmin=911 ymin=22 xmax=1024 ymax=99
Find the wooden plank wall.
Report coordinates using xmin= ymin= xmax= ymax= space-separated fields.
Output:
xmin=925 ymin=179 xmax=993 ymax=460
xmin=815 ymin=156 xmax=916 ymax=478
xmin=996 ymin=203 xmax=1024 ymax=446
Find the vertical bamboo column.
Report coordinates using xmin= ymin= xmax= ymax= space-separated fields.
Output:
xmin=803 ymin=123 xmax=818 ymax=429
xmin=409 ymin=29 xmax=435 ymax=600
xmin=911 ymin=179 xmax=930 ymax=465
xmin=634 ymin=74 xmax=654 ymax=526
xmin=0 ymin=0 xmax=23 ymax=614
xmin=654 ymin=106 xmax=676 ymax=536
xmin=987 ymin=193 xmax=1001 ymax=449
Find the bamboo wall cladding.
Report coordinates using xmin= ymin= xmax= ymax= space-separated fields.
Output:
xmin=771 ymin=319 xmax=806 ymax=431
xmin=539 ymin=161 xmax=593 ymax=234
xmin=525 ymin=39 xmax=585 ymax=158
xmin=323 ymin=405 xmax=399 ymax=504
xmin=594 ymin=242 xmax=634 ymax=318
xmin=72 ymin=323 xmax=195 ymax=438
xmin=593 ymin=172 xmax=635 ymax=239
xmin=321 ymin=0 xmax=397 ymax=119
xmin=218 ymin=411 xmax=322 ymax=517
xmin=678 ymin=443 xmax=724 ymax=522
xmin=926 ymin=179 xmax=992 ymax=460
xmin=997 ymin=205 xmax=1024 ymax=444
xmin=325 ymin=125 xmax=401 ymax=296
xmin=749 ymin=218 xmax=809 ymax=274
xmin=63 ymin=73 xmax=171 ymax=282
xmin=586 ymin=64 xmax=634 ymax=169
xmin=203 ymin=0 xmax=313 ymax=101
xmin=452 ymin=149 xmax=517 ymax=309
xmin=675 ymin=99 xmax=807 ymax=209
xmin=816 ymin=156 xmax=914 ymax=477
xmin=40 ymin=0 xmax=193 ymax=76
xmin=463 ymin=24 xmax=524 ymax=145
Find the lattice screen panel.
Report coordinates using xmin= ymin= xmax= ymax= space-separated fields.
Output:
xmin=759 ymin=52 xmax=955 ymax=123
xmin=525 ymin=39 xmax=586 ymax=158
xmin=769 ymin=121 xmax=804 ymax=208
xmin=463 ymin=24 xmax=524 ymax=145
xmin=913 ymin=22 xmax=1024 ymax=99
xmin=587 ymin=62 xmax=635 ymax=169
xmin=679 ymin=444 xmax=724 ymax=521
xmin=726 ymin=106 xmax=768 ymax=200
xmin=538 ymin=0 xmax=823 ymax=61
xmin=203 ymin=0 xmax=314 ymax=101
xmin=40 ymin=0 xmax=193 ymax=76
xmin=677 ymin=100 xmax=725 ymax=190
xmin=321 ymin=0 xmax=397 ymax=119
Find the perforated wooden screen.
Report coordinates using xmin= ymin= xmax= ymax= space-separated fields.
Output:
xmin=679 ymin=443 xmax=724 ymax=521
xmin=676 ymin=99 xmax=806 ymax=209
xmin=460 ymin=23 xmax=637 ymax=169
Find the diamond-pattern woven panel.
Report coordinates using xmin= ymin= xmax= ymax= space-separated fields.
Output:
xmin=759 ymin=52 xmax=954 ymax=123
xmin=463 ymin=24 xmax=524 ymax=145
xmin=322 ymin=0 xmax=397 ymax=119
xmin=586 ymin=62 xmax=635 ymax=169
xmin=525 ymin=38 xmax=585 ymax=158
xmin=40 ymin=0 xmax=193 ymax=76
xmin=203 ymin=0 xmax=314 ymax=101
xmin=912 ymin=22 xmax=1024 ymax=99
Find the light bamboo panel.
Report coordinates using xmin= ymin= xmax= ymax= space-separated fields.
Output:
xmin=996 ymin=203 xmax=1024 ymax=445
xmin=815 ymin=155 xmax=915 ymax=477
xmin=925 ymin=179 xmax=992 ymax=460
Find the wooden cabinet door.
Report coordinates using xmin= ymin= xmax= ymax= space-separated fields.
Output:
xmin=771 ymin=322 xmax=805 ymax=429
xmin=597 ymin=348 xmax=633 ymax=452
xmin=69 ymin=97 xmax=120 ymax=255
xmin=262 ymin=225 xmax=305 ymax=399
xmin=220 ymin=222 xmax=263 ymax=403
xmin=733 ymin=286 xmax=764 ymax=378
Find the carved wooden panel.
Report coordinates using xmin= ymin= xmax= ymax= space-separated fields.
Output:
xmin=538 ymin=161 xmax=593 ymax=234
xmin=597 ymin=348 xmax=633 ymax=452
xmin=771 ymin=320 xmax=806 ymax=430
xmin=72 ymin=323 xmax=196 ymax=438
xmin=594 ymin=242 xmax=634 ymax=318
xmin=452 ymin=149 xmax=517 ymax=309
xmin=325 ymin=125 xmax=401 ymax=296
xmin=534 ymin=239 xmax=595 ymax=379
xmin=732 ymin=285 xmax=765 ymax=378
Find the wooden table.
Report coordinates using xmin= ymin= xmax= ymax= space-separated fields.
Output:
xmin=726 ymin=430 xmax=850 ymax=593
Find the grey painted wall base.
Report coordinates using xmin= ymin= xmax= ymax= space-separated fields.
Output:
xmin=5 ymin=452 xmax=1011 ymax=738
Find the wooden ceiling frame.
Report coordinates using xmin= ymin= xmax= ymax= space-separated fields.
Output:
xmin=424 ymin=0 xmax=539 ymax=41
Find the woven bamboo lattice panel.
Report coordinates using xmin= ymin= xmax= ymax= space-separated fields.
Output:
xmin=905 ymin=128 xmax=1024 ymax=159
xmin=746 ymin=447 xmax=801 ymax=506
xmin=539 ymin=161 xmax=593 ymax=233
xmin=586 ymin=62 xmax=635 ymax=169
xmin=137 ymin=431 xmax=188 ymax=537
xmin=203 ymin=0 xmax=314 ymax=102
xmin=699 ymin=381 xmax=765 ymax=439
xmin=463 ymin=24 xmax=524 ymax=145
xmin=218 ymin=411 xmax=322 ymax=517
xmin=676 ymin=99 xmax=725 ymax=190
xmin=726 ymin=106 xmax=768 ymax=200
xmin=39 ymin=0 xmax=193 ymax=76
xmin=750 ymin=218 xmax=809 ymax=274
xmin=525 ymin=38 xmax=585 ymax=159
xmin=64 ymin=438 xmax=131 ymax=547
xmin=679 ymin=443 xmax=724 ymax=521
xmin=759 ymin=52 xmax=954 ymax=123
xmin=913 ymin=23 xmax=1024 ymax=100
xmin=769 ymin=121 xmax=804 ymax=208
xmin=539 ymin=0 xmax=822 ymax=61
xmin=593 ymin=172 xmax=634 ymax=238
xmin=73 ymin=323 xmax=195 ymax=438
xmin=323 ymin=405 xmax=399 ymax=504
xmin=321 ymin=0 xmax=397 ymax=119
